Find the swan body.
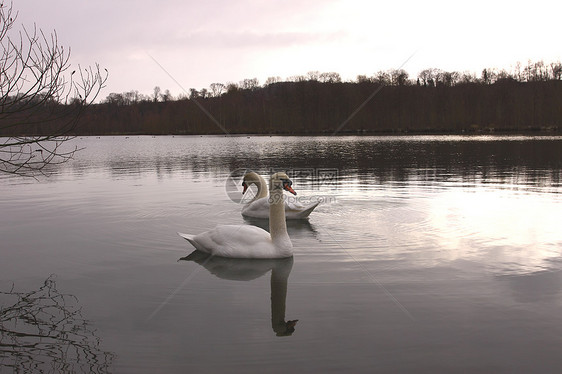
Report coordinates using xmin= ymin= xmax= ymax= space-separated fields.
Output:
xmin=241 ymin=172 xmax=319 ymax=219
xmin=178 ymin=172 xmax=295 ymax=259
xmin=178 ymin=225 xmax=290 ymax=259
xmin=242 ymin=196 xmax=319 ymax=219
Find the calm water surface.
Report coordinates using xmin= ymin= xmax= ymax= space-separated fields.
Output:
xmin=1 ymin=135 xmax=562 ymax=373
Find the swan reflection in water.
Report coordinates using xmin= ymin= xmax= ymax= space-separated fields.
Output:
xmin=179 ymin=251 xmax=298 ymax=336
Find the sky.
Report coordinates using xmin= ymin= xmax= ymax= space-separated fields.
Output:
xmin=13 ymin=0 xmax=562 ymax=100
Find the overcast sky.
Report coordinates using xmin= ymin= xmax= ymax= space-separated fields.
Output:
xmin=14 ymin=0 xmax=562 ymax=99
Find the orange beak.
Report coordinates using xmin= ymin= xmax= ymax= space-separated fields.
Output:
xmin=283 ymin=182 xmax=296 ymax=195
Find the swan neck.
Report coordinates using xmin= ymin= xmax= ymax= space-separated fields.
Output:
xmin=255 ymin=174 xmax=268 ymax=200
xmin=246 ymin=172 xmax=268 ymax=203
xmin=269 ymin=184 xmax=291 ymax=248
xmin=271 ymin=258 xmax=293 ymax=335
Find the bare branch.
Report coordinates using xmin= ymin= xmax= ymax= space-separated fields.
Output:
xmin=0 ymin=275 xmax=114 ymax=372
xmin=0 ymin=2 xmax=108 ymax=177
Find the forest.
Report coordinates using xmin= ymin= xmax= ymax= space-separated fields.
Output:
xmin=3 ymin=60 xmax=562 ymax=136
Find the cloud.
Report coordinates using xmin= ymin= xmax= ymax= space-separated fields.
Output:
xmin=11 ymin=0 xmax=562 ymax=99
xmin=153 ymin=29 xmax=348 ymax=50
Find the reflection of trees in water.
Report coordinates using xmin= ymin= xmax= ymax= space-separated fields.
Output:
xmin=0 ymin=276 xmax=113 ymax=373
xmin=68 ymin=137 xmax=562 ymax=189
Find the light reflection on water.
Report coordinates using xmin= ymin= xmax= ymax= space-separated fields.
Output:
xmin=1 ymin=135 xmax=562 ymax=373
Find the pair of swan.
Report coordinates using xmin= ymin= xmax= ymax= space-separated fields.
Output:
xmin=179 ymin=172 xmax=303 ymax=259
xmin=241 ymin=171 xmax=319 ymax=219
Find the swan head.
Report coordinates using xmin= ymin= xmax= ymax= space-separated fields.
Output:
xmin=275 ymin=320 xmax=299 ymax=336
xmin=270 ymin=172 xmax=296 ymax=195
xmin=241 ymin=171 xmax=261 ymax=194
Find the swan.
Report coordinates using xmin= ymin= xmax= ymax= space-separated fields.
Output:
xmin=178 ymin=172 xmax=296 ymax=258
xmin=241 ymin=171 xmax=319 ymax=219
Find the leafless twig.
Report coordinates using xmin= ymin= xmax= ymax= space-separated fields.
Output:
xmin=0 ymin=2 xmax=108 ymax=177
xmin=0 ymin=275 xmax=114 ymax=373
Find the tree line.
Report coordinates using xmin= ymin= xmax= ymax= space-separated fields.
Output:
xmin=102 ymin=59 xmax=562 ymax=104
xmin=3 ymin=59 xmax=562 ymax=138
xmin=5 ymin=0 xmax=555 ymax=176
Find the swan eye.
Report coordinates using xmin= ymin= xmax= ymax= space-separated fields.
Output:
xmin=281 ymin=179 xmax=292 ymax=187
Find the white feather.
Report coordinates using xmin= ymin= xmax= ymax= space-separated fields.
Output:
xmin=241 ymin=172 xmax=319 ymax=219
xmin=178 ymin=172 xmax=295 ymax=258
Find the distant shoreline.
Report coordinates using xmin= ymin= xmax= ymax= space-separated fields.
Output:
xmin=2 ymin=80 xmax=562 ymax=137
xmin=72 ymin=128 xmax=562 ymax=137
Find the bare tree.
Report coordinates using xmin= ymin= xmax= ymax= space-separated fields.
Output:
xmin=103 ymin=92 xmax=126 ymax=106
xmin=209 ymin=82 xmax=225 ymax=97
xmin=161 ymin=88 xmax=173 ymax=101
xmin=189 ymin=88 xmax=199 ymax=99
xmin=481 ymin=68 xmax=491 ymax=84
xmin=287 ymin=75 xmax=307 ymax=82
xmin=418 ymin=68 xmax=442 ymax=87
xmin=264 ymin=76 xmax=281 ymax=86
xmin=356 ymin=74 xmax=371 ymax=83
xmin=0 ymin=2 xmax=108 ymax=177
xmin=551 ymin=61 xmax=562 ymax=80
xmin=441 ymin=71 xmax=460 ymax=86
xmin=306 ymin=70 xmax=320 ymax=81
xmin=152 ymin=86 xmax=161 ymax=102
xmin=459 ymin=70 xmax=478 ymax=83
xmin=226 ymin=82 xmax=239 ymax=93
xmin=123 ymin=90 xmax=141 ymax=104
xmin=513 ymin=62 xmax=523 ymax=82
xmin=389 ymin=69 xmax=409 ymax=86
xmin=318 ymin=72 xmax=341 ymax=83
xmin=495 ymin=69 xmax=512 ymax=81
xmin=239 ymin=77 xmax=259 ymax=90
xmin=373 ymin=70 xmax=391 ymax=85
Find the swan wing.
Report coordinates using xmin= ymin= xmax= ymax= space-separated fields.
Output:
xmin=241 ymin=197 xmax=270 ymax=219
xmin=179 ymin=225 xmax=284 ymax=258
xmin=285 ymin=200 xmax=320 ymax=219
xmin=242 ymin=196 xmax=320 ymax=219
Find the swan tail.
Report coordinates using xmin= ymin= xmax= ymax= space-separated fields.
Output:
xmin=177 ymin=232 xmax=203 ymax=251
xmin=295 ymin=201 xmax=320 ymax=218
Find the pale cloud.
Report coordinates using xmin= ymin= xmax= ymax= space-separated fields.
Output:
xmin=170 ymin=29 xmax=348 ymax=49
xmin=11 ymin=0 xmax=562 ymax=99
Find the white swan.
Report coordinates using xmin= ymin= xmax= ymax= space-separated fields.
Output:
xmin=178 ymin=172 xmax=295 ymax=258
xmin=241 ymin=171 xmax=319 ymax=219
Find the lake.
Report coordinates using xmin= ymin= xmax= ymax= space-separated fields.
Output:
xmin=1 ymin=135 xmax=562 ymax=373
